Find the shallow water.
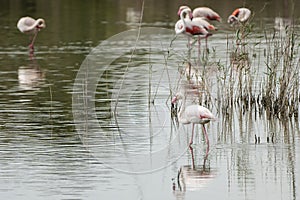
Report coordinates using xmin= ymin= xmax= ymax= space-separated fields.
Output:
xmin=1 ymin=0 xmax=300 ymax=200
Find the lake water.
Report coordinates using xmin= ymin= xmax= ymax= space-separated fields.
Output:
xmin=1 ymin=0 xmax=300 ymax=200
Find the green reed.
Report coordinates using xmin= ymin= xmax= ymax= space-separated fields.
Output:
xmin=175 ymin=19 xmax=299 ymax=120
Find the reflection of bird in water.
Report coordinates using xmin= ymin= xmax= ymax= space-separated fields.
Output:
xmin=227 ymin=8 xmax=251 ymax=25
xmin=182 ymin=62 xmax=203 ymax=86
xmin=126 ymin=7 xmax=141 ymax=25
xmin=171 ymin=92 xmax=215 ymax=151
xmin=274 ymin=17 xmax=292 ymax=31
xmin=18 ymin=58 xmax=45 ymax=90
xmin=17 ymin=16 xmax=46 ymax=55
xmin=176 ymin=164 xmax=216 ymax=192
xmin=274 ymin=17 xmax=292 ymax=37
xmin=173 ymin=146 xmax=216 ymax=193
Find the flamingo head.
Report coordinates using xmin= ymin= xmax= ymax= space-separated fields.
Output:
xmin=227 ymin=15 xmax=238 ymax=25
xmin=215 ymin=16 xmax=222 ymax=22
xmin=174 ymin=20 xmax=185 ymax=34
xmin=177 ymin=5 xmax=192 ymax=17
xmin=208 ymin=24 xmax=217 ymax=31
xmin=171 ymin=93 xmax=183 ymax=105
xmin=171 ymin=96 xmax=178 ymax=105
xmin=36 ymin=18 xmax=46 ymax=30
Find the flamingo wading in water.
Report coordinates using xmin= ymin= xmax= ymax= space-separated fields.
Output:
xmin=175 ymin=8 xmax=212 ymax=62
xmin=171 ymin=93 xmax=215 ymax=151
xmin=228 ymin=8 xmax=251 ymax=25
xmin=175 ymin=8 xmax=211 ymax=39
xmin=177 ymin=6 xmax=221 ymax=22
xmin=177 ymin=6 xmax=219 ymax=62
xmin=17 ymin=16 xmax=46 ymax=53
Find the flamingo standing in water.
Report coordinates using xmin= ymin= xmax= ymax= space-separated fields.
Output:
xmin=17 ymin=16 xmax=46 ymax=54
xmin=175 ymin=8 xmax=212 ymax=63
xmin=175 ymin=8 xmax=211 ymax=40
xmin=178 ymin=5 xmax=221 ymax=22
xmin=227 ymin=8 xmax=251 ymax=25
xmin=171 ymin=93 xmax=215 ymax=151
xmin=177 ymin=6 xmax=219 ymax=60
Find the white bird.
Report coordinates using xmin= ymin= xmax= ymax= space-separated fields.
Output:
xmin=175 ymin=8 xmax=210 ymax=37
xmin=17 ymin=16 xmax=46 ymax=52
xmin=191 ymin=17 xmax=216 ymax=55
xmin=171 ymin=93 xmax=215 ymax=149
xmin=227 ymin=8 xmax=251 ymax=25
xmin=175 ymin=8 xmax=213 ymax=62
xmin=177 ymin=5 xmax=221 ymax=22
xmin=177 ymin=6 xmax=218 ymax=61
xmin=175 ymin=7 xmax=211 ymax=59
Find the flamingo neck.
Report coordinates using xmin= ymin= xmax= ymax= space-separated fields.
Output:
xmin=30 ymin=19 xmax=45 ymax=31
xmin=178 ymin=96 xmax=188 ymax=123
xmin=232 ymin=9 xmax=240 ymax=17
xmin=180 ymin=10 xmax=187 ymax=30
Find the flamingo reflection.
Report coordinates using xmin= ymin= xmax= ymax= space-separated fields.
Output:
xmin=173 ymin=146 xmax=216 ymax=193
xmin=18 ymin=57 xmax=45 ymax=90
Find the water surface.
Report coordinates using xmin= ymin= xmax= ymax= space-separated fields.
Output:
xmin=0 ymin=0 xmax=300 ymax=200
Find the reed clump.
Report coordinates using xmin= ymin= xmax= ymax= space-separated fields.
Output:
xmin=171 ymin=17 xmax=299 ymax=121
xmin=260 ymin=25 xmax=299 ymax=119
xmin=220 ymin=21 xmax=300 ymax=120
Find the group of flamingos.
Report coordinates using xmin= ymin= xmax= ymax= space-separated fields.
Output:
xmin=172 ymin=6 xmax=251 ymax=154
xmin=16 ymin=6 xmax=251 ymax=155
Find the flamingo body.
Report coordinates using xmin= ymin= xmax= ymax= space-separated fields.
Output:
xmin=192 ymin=7 xmax=221 ymax=22
xmin=228 ymin=8 xmax=251 ymax=24
xmin=171 ymin=93 xmax=215 ymax=147
xmin=172 ymin=101 xmax=214 ymax=125
xmin=184 ymin=105 xmax=214 ymax=124
xmin=175 ymin=8 xmax=211 ymax=38
xmin=192 ymin=17 xmax=217 ymax=31
xmin=177 ymin=6 xmax=221 ymax=22
xmin=17 ymin=17 xmax=46 ymax=34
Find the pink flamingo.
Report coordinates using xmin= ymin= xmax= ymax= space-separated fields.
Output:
xmin=17 ymin=16 xmax=46 ymax=54
xmin=175 ymin=8 xmax=211 ymax=39
xmin=191 ymin=17 xmax=216 ymax=61
xmin=171 ymin=93 xmax=215 ymax=151
xmin=177 ymin=6 xmax=218 ymax=61
xmin=175 ymin=8 xmax=212 ymax=62
xmin=228 ymin=8 xmax=251 ymax=25
xmin=177 ymin=6 xmax=221 ymax=22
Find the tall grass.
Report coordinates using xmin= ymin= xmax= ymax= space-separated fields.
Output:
xmin=174 ymin=18 xmax=299 ymax=121
xmin=260 ymin=24 xmax=299 ymax=119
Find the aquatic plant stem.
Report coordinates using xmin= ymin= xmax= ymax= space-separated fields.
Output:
xmin=113 ymin=0 xmax=144 ymax=114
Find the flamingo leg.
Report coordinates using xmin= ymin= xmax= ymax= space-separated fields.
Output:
xmin=202 ymin=124 xmax=210 ymax=153
xmin=197 ymin=37 xmax=201 ymax=67
xmin=189 ymin=123 xmax=195 ymax=146
xmin=203 ymin=145 xmax=209 ymax=168
xmin=29 ymin=31 xmax=38 ymax=55
xmin=187 ymin=37 xmax=191 ymax=61
xmin=189 ymin=145 xmax=195 ymax=169
xmin=205 ymin=37 xmax=208 ymax=54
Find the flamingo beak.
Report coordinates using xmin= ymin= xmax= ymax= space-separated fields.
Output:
xmin=189 ymin=12 xmax=193 ymax=20
xmin=208 ymin=25 xmax=216 ymax=31
xmin=177 ymin=9 xmax=181 ymax=16
xmin=171 ymin=96 xmax=177 ymax=105
xmin=171 ymin=97 xmax=177 ymax=109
